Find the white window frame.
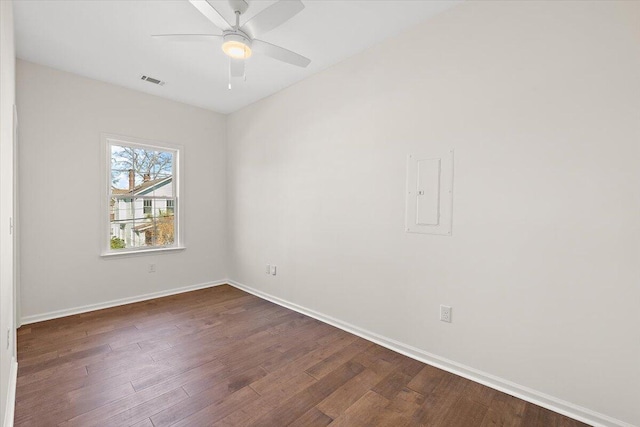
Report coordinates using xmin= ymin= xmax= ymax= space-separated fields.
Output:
xmin=100 ymin=133 xmax=185 ymax=257
xmin=143 ymin=199 xmax=153 ymax=215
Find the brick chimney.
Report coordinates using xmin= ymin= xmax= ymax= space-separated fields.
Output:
xmin=143 ymin=173 xmax=151 ymax=182
xmin=128 ymin=169 xmax=135 ymax=191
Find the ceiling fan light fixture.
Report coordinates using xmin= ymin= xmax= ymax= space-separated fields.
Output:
xmin=222 ymin=40 xmax=251 ymax=59
xmin=222 ymin=33 xmax=252 ymax=59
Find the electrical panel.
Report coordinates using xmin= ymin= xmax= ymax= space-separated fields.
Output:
xmin=405 ymin=150 xmax=454 ymax=235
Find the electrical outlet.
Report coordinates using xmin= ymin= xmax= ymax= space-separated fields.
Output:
xmin=148 ymin=264 xmax=156 ymax=273
xmin=440 ymin=305 xmax=452 ymax=323
xmin=270 ymin=265 xmax=277 ymax=276
xmin=266 ymin=264 xmax=271 ymax=274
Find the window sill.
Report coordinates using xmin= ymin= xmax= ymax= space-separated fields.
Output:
xmin=101 ymin=246 xmax=186 ymax=258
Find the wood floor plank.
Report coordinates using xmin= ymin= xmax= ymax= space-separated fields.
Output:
xmin=15 ymin=380 xmax=136 ymax=426
xmin=96 ymin=387 xmax=189 ymax=427
xmin=18 ymin=343 xmax=111 ymax=377
xmin=169 ymin=386 xmax=260 ymax=427
xmin=407 ymin=364 xmax=449 ymax=396
xmin=149 ymin=366 xmax=267 ymax=426
xmin=213 ymin=371 xmax=318 ymax=426
xmin=304 ymin=339 xmax=372 ymax=379
xmin=327 ymin=390 xmax=391 ymax=427
xmin=249 ymin=335 xmax=358 ymax=396
xmin=129 ymin=418 xmax=154 ymax=427
xmin=290 ymin=406 xmax=334 ymax=427
xmin=480 ymin=389 xmax=527 ymax=426
xmin=440 ymin=396 xmax=489 ymax=427
xmin=521 ymin=403 xmax=585 ymax=427
xmin=315 ymin=368 xmax=383 ymax=419
xmin=410 ymin=375 xmax=469 ymax=426
xmin=15 ymin=285 xmax=589 ymax=427
xmin=249 ymin=360 xmax=366 ymax=427
xmin=371 ymin=356 xmax=425 ymax=400
xmin=369 ymin=387 xmax=427 ymax=427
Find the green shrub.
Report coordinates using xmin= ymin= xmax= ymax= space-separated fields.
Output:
xmin=110 ymin=236 xmax=126 ymax=249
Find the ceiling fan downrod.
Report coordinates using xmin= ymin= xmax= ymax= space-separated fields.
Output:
xmin=234 ymin=11 xmax=241 ymax=31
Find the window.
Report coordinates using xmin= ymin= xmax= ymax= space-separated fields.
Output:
xmin=103 ymin=135 xmax=182 ymax=254
xmin=143 ymin=199 xmax=152 ymax=215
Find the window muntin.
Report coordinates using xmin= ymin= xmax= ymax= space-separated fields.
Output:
xmin=106 ymin=138 xmax=180 ymax=253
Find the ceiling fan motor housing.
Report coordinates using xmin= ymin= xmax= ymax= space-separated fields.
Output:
xmin=223 ymin=30 xmax=252 ymax=47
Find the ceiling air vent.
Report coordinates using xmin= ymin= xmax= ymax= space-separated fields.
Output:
xmin=140 ymin=75 xmax=165 ymax=86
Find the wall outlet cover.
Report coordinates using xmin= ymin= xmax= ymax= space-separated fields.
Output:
xmin=440 ymin=305 xmax=452 ymax=323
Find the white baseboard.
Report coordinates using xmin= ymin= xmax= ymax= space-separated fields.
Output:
xmin=228 ymin=280 xmax=633 ymax=427
xmin=3 ymin=357 xmax=17 ymax=427
xmin=20 ymin=280 xmax=227 ymax=325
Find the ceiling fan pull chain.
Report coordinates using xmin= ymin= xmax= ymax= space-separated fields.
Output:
xmin=228 ymin=57 xmax=232 ymax=90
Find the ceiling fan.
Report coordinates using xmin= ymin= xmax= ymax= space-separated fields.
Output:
xmin=153 ymin=0 xmax=311 ymax=87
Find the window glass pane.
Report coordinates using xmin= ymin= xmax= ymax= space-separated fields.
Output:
xmin=140 ymin=205 xmax=175 ymax=247
xmin=133 ymin=219 xmax=156 ymax=248
xmin=150 ymin=150 xmax=174 ymax=179
xmin=111 ymin=144 xmax=134 ymax=192
xmin=143 ymin=150 xmax=174 ymax=198
xmin=153 ymin=210 xmax=175 ymax=246
xmin=110 ymin=145 xmax=147 ymax=191
xmin=109 ymin=219 xmax=134 ymax=250
xmin=110 ymin=199 xmax=131 ymax=223
xmin=145 ymin=177 xmax=174 ymax=198
xmin=110 ymin=198 xmax=175 ymax=249
xmin=110 ymin=145 xmax=174 ymax=196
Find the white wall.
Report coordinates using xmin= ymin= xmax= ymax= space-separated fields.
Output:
xmin=227 ymin=1 xmax=640 ymax=426
xmin=17 ymin=60 xmax=227 ymax=321
xmin=0 ymin=0 xmax=17 ymax=425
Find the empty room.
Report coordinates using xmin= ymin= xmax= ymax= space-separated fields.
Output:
xmin=0 ymin=0 xmax=638 ymax=426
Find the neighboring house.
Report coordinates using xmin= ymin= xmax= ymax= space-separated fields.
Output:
xmin=110 ymin=171 xmax=174 ymax=248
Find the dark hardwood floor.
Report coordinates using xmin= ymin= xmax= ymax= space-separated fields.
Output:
xmin=15 ymin=285 xmax=588 ymax=426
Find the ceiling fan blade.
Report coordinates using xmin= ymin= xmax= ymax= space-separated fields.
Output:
xmin=230 ymin=58 xmax=245 ymax=78
xmin=241 ymin=0 xmax=304 ymax=38
xmin=252 ymin=39 xmax=310 ymax=68
xmin=189 ymin=0 xmax=231 ymax=32
xmin=152 ymin=34 xmax=222 ymax=42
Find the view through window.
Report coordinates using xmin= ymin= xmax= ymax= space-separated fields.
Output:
xmin=107 ymin=140 xmax=179 ymax=252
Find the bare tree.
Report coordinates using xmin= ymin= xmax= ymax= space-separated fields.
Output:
xmin=111 ymin=145 xmax=173 ymax=188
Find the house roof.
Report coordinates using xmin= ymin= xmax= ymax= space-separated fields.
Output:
xmin=111 ymin=176 xmax=172 ymax=196
xmin=133 ymin=222 xmax=154 ymax=232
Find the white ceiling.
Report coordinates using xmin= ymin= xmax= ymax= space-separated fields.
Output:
xmin=14 ymin=0 xmax=459 ymax=114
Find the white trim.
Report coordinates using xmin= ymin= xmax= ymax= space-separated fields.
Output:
xmin=228 ymin=279 xmax=633 ymax=427
xmin=13 ymin=104 xmax=21 ymax=328
xmin=20 ymin=280 xmax=226 ymax=325
xmin=100 ymin=133 xmax=185 ymax=257
xmin=3 ymin=357 xmax=17 ymax=427
xmin=100 ymin=246 xmax=186 ymax=258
